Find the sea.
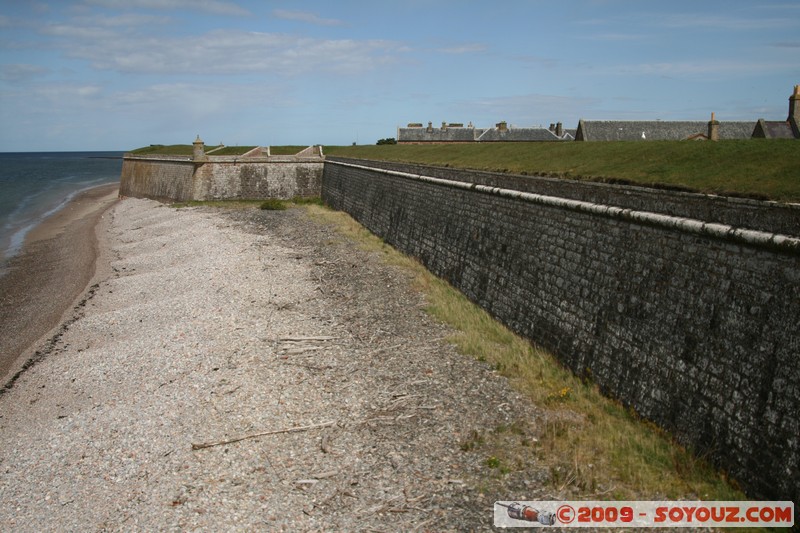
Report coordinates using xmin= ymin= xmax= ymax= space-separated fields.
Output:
xmin=0 ymin=151 xmax=123 ymax=266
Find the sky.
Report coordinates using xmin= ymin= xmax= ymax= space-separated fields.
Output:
xmin=0 ymin=1 xmax=798 ymax=151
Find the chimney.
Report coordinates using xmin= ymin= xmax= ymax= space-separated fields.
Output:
xmin=192 ymin=135 xmax=207 ymax=161
xmin=496 ymin=121 xmax=508 ymax=132
xmin=789 ymin=85 xmax=800 ymax=130
xmin=556 ymin=122 xmax=563 ymax=137
xmin=708 ymin=112 xmax=719 ymax=141
xmin=549 ymin=123 xmax=555 ymax=132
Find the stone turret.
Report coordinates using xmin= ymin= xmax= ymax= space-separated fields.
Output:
xmin=193 ymin=135 xmax=207 ymax=161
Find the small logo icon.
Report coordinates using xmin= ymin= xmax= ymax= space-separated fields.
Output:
xmin=498 ymin=502 xmax=556 ymax=525
xmin=557 ymin=504 xmax=576 ymax=524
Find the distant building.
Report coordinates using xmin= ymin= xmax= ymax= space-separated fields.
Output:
xmin=575 ymin=119 xmax=754 ymax=142
xmin=751 ymin=85 xmax=800 ymax=139
xmin=576 ymin=85 xmax=799 ymax=142
xmin=396 ymin=85 xmax=798 ymax=144
xmin=397 ymin=121 xmax=572 ymax=144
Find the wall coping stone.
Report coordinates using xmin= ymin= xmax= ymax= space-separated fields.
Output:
xmin=123 ymin=154 xmax=324 ymax=163
xmin=328 ymin=159 xmax=800 ymax=255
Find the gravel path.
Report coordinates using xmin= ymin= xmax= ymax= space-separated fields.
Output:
xmin=0 ymin=198 xmax=544 ymax=531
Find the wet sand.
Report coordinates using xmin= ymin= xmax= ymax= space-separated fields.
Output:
xmin=0 ymin=183 xmax=119 ymax=383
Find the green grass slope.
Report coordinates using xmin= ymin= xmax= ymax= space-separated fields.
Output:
xmin=326 ymin=140 xmax=800 ymax=202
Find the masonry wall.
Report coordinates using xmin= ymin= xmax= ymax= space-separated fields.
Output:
xmin=119 ymin=157 xmax=195 ymax=202
xmin=331 ymin=157 xmax=800 ymax=235
xmin=322 ymin=157 xmax=800 ymax=503
xmin=119 ymin=155 xmax=323 ymax=202
xmin=193 ymin=159 xmax=323 ymax=200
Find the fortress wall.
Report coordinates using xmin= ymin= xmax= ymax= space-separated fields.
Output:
xmin=329 ymin=157 xmax=800 ymax=235
xmin=192 ymin=160 xmax=323 ymax=200
xmin=118 ymin=155 xmax=323 ymax=202
xmin=119 ymin=157 xmax=195 ymax=202
xmin=322 ymin=157 xmax=800 ymax=502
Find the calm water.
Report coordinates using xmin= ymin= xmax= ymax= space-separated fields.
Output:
xmin=0 ymin=152 xmax=123 ymax=264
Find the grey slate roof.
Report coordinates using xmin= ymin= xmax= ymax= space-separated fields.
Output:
xmin=575 ymin=120 xmax=755 ymax=141
xmin=752 ymin=119 xmax=797 ymax=139
xmin=476 ymin=127 xmax=562 ymax=142
xmin=397 ymin=127 xmax=477 ymax=142
xmin=398 ymin=125 xmax=569 ymax=143
xmin=717 ymin=122 xmax=758 ymax=140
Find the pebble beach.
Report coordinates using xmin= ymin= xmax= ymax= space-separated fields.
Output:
xmin=0 ymin=194 xmax=541 ymax=531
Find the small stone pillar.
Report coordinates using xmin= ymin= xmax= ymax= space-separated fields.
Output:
xmin=426 ymin=121 xmax=433 ymax=133
xmin=193 ymin=135 xmax=207 ymax=161
xmin=441 ymin=121 xmax=448 ymax=131
xmin=708 ymin=112 xmax=719 ymax=141
xmin=496 ymin=121 xmax=508 ymax=132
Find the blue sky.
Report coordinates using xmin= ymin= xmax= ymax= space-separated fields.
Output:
xmin=1 ymin=0 xmax=798 ymax=151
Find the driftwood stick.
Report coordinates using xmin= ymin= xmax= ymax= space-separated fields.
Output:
xmin=279 ymin=336 xmax=338 ymax=342
xmin=192 ymin=420 xmax=335 ymax=450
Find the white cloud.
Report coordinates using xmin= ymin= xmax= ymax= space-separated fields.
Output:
xmin=657 ymin=14 xmax=797 ymax=30
xmin=72 ymin=13 xmax=171 ymax=27
xmin=33 ymin=84 xmax=103 ymax=102
xmin=577 ymin=11 xmax=799 ymax=32
xmin=45 ymin=27 xmax=404 ymax=76
xmin=0 ymin=64 xmax=49 ymax=82
xmin=437 ymin=43 xmax=487 ymax=54
xmin=272 ymin=10 xmax=345 ymax=27
xmin=83 ymin=0 xmax=250 ymax=17
xmin=582 ymin=33 xmax=645 ymax=42
xmin=111 ymin=81 xmax=299 ymax=116
xmin=620 ymin=60 xmax=795 ymax=77
xmin=41 ymin=23 xmax=119 ymax=40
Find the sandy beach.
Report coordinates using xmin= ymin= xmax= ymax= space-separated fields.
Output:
xmin=0 ymin=196 xmax=544 ymax=530
xmin=0 ymin=183 xmax=120 ymax=383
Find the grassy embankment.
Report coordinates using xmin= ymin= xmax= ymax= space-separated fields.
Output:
xmin=326 ymin=140 xmax=800 ymax=202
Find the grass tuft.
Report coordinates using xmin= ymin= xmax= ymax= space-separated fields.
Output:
xmin=259 ymin=198 xmax=287 ymax=210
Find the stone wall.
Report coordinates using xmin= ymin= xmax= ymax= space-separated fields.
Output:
xmin=119 ymin=155 xmax=324 ymax=202
xmin=193 ymin=158 xmax=323 ymax=200
xmin=119 ymin=156 xmax=195 ymax=202
xmin=322 ymin=157 xmax=800 ymax=503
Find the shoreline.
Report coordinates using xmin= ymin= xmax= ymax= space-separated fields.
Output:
xmin=0 ymin=182 xmax=119 ymax=384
